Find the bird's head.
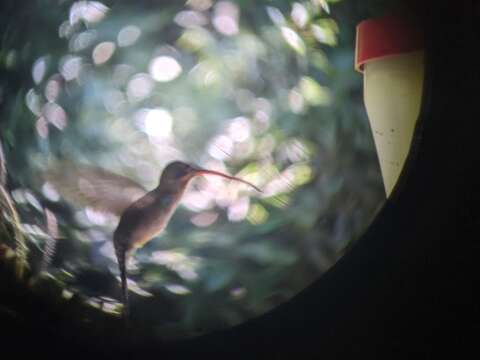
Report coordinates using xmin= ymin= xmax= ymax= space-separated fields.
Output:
xmin=158 ymin=161 xmax=261 ymax=192
xmin=159 ymin=161 xmax=197 ymax=188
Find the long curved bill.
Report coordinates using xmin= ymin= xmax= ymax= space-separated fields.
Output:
xmin=193 ymin=168 xmax=262 ymax=192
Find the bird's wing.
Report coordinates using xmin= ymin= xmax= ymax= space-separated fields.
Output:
xmin=44 ymin=163 xmax=148 ymax=216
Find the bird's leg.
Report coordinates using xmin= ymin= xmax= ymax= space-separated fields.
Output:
xmin=114 ymin=242 xmax=130 ymax=325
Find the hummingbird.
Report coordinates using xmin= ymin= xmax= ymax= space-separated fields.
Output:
xmin=45 ymin=161 xmax=261 ymax=321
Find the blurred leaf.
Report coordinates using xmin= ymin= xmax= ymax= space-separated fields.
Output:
xmin=299 ymin=76 xmax=332 ymax=106
xmin=317 ymin=18 xmax=340 ymax=33
xmin=247 ymin=203 xmax=269 ymax=225
xmin=311 ymin=0 xmax=330 ymax=14
xmin=280 ymin=26 xmax=306 ymax=55
xmin=177 ymin=28 xmax=213 ymax=53
xmin=312 ymin=24 xmax=338 ymax=46
xmin=262 ymin=194 xmax=291 ymax=208
xmin=310 ymin=49 xmax=329 ymax=70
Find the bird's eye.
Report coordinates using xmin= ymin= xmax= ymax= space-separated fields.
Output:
xmin=178 ymin=164 xmax=191 ymax=177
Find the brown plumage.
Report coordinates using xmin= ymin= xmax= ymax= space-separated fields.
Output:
xmin=46 ymin=161 xmax=261 ymax=321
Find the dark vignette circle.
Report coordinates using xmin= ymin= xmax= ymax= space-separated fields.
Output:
xmin=0 ymin=0 xmax=476 ymax=358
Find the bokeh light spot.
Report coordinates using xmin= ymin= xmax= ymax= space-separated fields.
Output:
xmin=174 ymin=11 xmax=208 ymax=28
xmin=227 ymin=196 xmax=250 ymax=222
xmin=149 ymin=56 xmax=182 ymax=82
xmin=212 ymin=1 xmax=239 ymax=36
xmin=291 ymin=3 xmax=308 ymax=28
xmin=208 ymin=135 xmax=233 ymax=160
xmin=45 ymin=78 xmax=61 ymax=103
xmin=165 ymin=284 xmax=191 ymax=295
xmin=92 ymin=41 xmax=116 ymax=65
xmin=299 ymin=76 xmax=332 ymax=106
xmin=288 ymin=88 xmax=305 ymax=113
xmin=190 ymin=211 xmax=219 ymax=227
xmin=32 ymin=57 xmax=48 ymax=84
xmin=187 ymin=0 xmax=213 ymax=11
xmin=25 ymin=89 xmax=42 ymax=116
xmin=136 ymin=108 xmax=173 ymax=140
xmin=126 ymin=73 xmax=154 ymax=102
xmin=266 ymin=6 xmax=285 ymax=25
xmin=60 ymin=55 xmax=82 ymax=81
xmin=70 ymin=1 xmax=109 ymax=25
xmin=42 ymin=182 xmax=60 ymax=202
xmin=227 ymin=117 xmax=251 ymax=143
xmin=117 ymin=25 xmax=141 ymax=47
xmin=43 ymin=103 xmax=67 ymax=130
xmin=35 ymin=117 xmax=49 ymax=138
xmin=70 ymin=30 xmax=97 ymax=52
xmin=247 ymin=203 xmax=269 ymax=225
xmin=281 ymin=26 xmax=306 ymax=55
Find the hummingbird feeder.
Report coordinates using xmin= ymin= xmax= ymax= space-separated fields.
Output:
xmin=355 ymin=14 xmax=424 ymax=197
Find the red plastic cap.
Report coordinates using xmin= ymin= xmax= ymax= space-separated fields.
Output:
xmin=355 ymin=14 xmax=424 ymax=72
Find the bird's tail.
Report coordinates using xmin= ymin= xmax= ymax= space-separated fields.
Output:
xmin=115 ymin=242 xmax=130 ymax=325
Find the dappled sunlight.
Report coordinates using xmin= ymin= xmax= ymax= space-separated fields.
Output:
xmin=35 ymin=117 xmax=49 ymax=139
xmin=208 ymin=135 xmax=234 ymax=160
xmin=151 ymin=249 xmax=202 ymax=282
xmin=190 ymin=211 xmax=219 ymax=227
xmin=117 ymin=25 xmax=141 ymax=48
xmin=291 ymin=2 xmax=309 ymax=28
xmin=116 ymin=277 xmax=154 ymax=297
xmin=127 ymin=73 xmax=154 ymax=102
xmin=25 ymin=89 xmax=43 ymax=116
xmin=60 ymin=55 xmax=82 ymax=81
xmin=41 ymin=182 xmax=61 ymax=202
xmin=149 ymin=56 xmax=183 ymax=82
xmin=281 ymin=26 xmax=306 ymax=55
xmin=69 ymin=1 xmax=109 ymax=25
xmin=43 ymin=102 xmax=68 ymax=130
xmin=182 ymin=189 xmax=215 ymax=211
xmin=227 ymin=117 xmax=251 ymax=143
xmin=135 ymin=108 xmax=173 ymax=140
xmin=1 ymin=0 xmax=384 ymax=340
xmin=164 ymin=283 xmax=191 ymax=295
xmin=212 ymin=1 xmax=240 ymax=36
xmin=92 ymin=41 xmax=116 ymax=65
xmin=12 ymin=189 xmax=43 ymax=212
xmin=187 ymin=0 xmax=213 ymax=12
xmin=85 ymin=207 xmax=113 ymax=226
xmin=174 ymin=10 xmax=208 ymax=29
xmin=70 ymin=29 xmax=98 ymax=53
xmin=45 ymin=77 xmax=62 ymax=103
xmin=227 ymin=196 xmax=250 ymax=222
xmin=32 ymin=57 xmax=48 ymax=84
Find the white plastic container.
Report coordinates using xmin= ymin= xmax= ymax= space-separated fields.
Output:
xmin=356 ymin=16 xmax=424 ymax=196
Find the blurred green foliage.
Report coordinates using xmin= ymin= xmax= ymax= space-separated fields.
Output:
xmin=0 ymin=0 xmax=384 ymax=339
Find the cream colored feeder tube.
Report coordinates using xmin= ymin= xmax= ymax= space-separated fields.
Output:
xmin=363 ymin=51 xmax=424 ymax=196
